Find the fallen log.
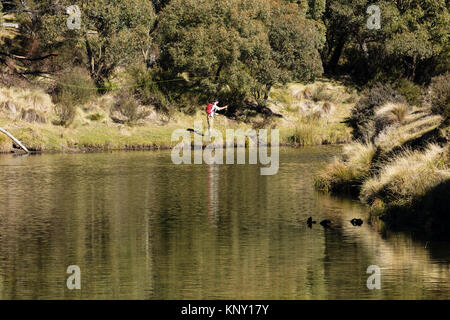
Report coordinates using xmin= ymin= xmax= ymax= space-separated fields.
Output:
xmin=0 ymin=127 xmax=29 ymax=153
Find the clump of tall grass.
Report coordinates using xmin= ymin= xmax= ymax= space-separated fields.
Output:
xmin=314 ymin=142 xmax=376 ymax=193
xmin=371 ymin=102 xmax=411 ymax=139
xmin=271 ymin=87 xmax=296 ymax=111
xmin=127 ymin=66 xmax=171 ymax=113
xmin=289 ymin=117 xmax=352 ymax=146
xmin=0 ymin=86 xmax=53 ymax=115
xmin=346 ymin=83 xmax=407 ymax=141
xmin=53 ymin=96 xmax=76 ymax=127
xmin=315 ymin=83 xmax=448 ymax=209
xmin=375 ymin=102 xmax=409 ymax=124
xmin=309 ymin=83 xmax=336 ymax=103
xmin=360 ymin=144 xmax=449 ymax=208
xmin=375 ymin=114 xmax=443 ymax=153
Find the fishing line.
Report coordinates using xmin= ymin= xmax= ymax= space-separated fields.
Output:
xmin=52 ymin=75 xmax=213 ymax=91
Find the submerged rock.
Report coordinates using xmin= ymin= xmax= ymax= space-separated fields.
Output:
xmin=350 ymin=218 xmax=364 ymax=226
xmin=320 ymin=219 xmax=331 ymax=228
xmin=307 ymin=216 xmax=316 ymax=228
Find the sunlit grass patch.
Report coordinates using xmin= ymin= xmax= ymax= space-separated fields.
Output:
xmin=314 ymin=142 xmax=376 ymax=193
xmin=360 ymin=144 xmax=449 ymax=207
xmin=375 ymin=114 xmax=443 ymax=152
xmin=285 ymin=117 xmax=352 ymax=146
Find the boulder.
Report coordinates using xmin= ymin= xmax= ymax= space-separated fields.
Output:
xmin=21 ymin=109 xmax=46 ymax=123
xmin=5 ymin=101 xmax=18 ymax=114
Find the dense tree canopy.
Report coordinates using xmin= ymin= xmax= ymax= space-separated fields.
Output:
xmin=322 ymin=0 xmax=449 ymax=83
xmin=0 ymin=0 xmax=448 ymax=109
xmin=157 ymin=0 xmax=324 ymax=103
xmin=1 ymin=0 xmax=156 ymax=84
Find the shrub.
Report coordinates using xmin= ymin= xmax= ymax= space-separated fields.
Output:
xmin=395 ymin=79 xmax=422 ymax=107
xmin=429 ymin=72 xmax=450 ymax=123
xmin=112 ymin=90 xmax=149 ymax=124
xmin=53 ymin=67 xmax=97 ymax=107
xmin=54 ymin=99 xmax=76 ymax=127
xmin=346 ymin=83 xmax=407 ymax=141
xmin=289 ymin=117 xmax=351 ymax=146
xmin=128 ymin=66 xmax=171 ymax=113
xmin=52 ymin=67 xmax=97 ymax=126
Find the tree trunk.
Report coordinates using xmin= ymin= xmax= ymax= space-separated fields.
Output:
xmin=215 ymin=63 xmax=223 ymax=82
xmin=264 ymin=84 xmax=272 ymax=100
xmin=85 ymin=36 xmax=95 ymax=79
xmin=327 ymin=34 xmax=347 ymax=73
xmin=409 ymin=53 xmax=418 ymax=81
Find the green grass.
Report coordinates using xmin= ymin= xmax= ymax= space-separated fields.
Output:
xmin=1 ymin=79 xmax=359 ymax=152
xmin=0 ymin=112 xmax=260 ymax=152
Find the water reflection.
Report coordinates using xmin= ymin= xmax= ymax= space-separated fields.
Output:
xmin=207 ymin=165 xmax=219 ymax=226
xmin=0 ymin=146 xmax=448 ymax=299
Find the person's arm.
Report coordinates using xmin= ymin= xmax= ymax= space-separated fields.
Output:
xmin=217 ymin=105 xmax=228 ymax=111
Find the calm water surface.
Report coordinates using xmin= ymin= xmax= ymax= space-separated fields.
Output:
xmin=0 ymin=146 xmax=449 ymax=299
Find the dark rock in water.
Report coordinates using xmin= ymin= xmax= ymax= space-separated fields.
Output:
xmin=320 ymin=219 xmax=331 ymax=228
xmin=307 ymin=216 xmax=316 ymax=228
xmin=350 ymin=218 xmax=364 ymax=226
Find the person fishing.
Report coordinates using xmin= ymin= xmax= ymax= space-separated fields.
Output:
xmin=206 ymin=99 xmax=227 ymax=135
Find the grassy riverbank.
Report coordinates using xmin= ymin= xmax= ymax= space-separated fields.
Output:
xmin=314 ymin=80 xmax=450 ymax=238
xmin=0 ymin=79 xmax=355 ymax=153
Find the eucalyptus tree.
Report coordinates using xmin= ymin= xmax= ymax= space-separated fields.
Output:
xmin=157 ymin=0 xmax=325 ymax=106
xmin=2 ymin=0 xmax=156 ymax=85
xmin=322 ymin=0 xmax=449 ymax=82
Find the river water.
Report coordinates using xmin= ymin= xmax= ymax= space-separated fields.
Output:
xmin=0 ymin=146 xmax=449 ymax=299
